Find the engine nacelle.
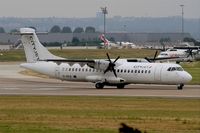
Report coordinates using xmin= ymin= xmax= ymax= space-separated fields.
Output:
xmin=87 ymin=60 xmax=109 ymax=71
xmin=85 ymin=75 xmax=103 ymax=82
xmin=105 ymin=77 xmax=125 ymax=83
xmin=86 ymin=75 xmax=125 ymax=84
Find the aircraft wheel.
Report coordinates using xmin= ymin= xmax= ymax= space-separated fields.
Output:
xmin=177 ymin=83 xmax=184 ymax=90
xmin=117 ymin=84 xmax=125 ymax=89
xmin=95 ymin=83 xmax=104 ymax=89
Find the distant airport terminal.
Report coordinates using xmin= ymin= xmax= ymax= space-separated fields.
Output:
xmin=0 ymin=32 xmax=192 ymax=50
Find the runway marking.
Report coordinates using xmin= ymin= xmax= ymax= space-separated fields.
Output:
xmin=32 ymin=88 xmax=63 ymax=91
xmin=1 ymin=87 xmax=20 ymax=90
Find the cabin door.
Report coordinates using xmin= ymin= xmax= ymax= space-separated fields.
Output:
xmin=55 ymin=66 xmax=60 ymax=78
xmin=154 ymin=66 xmax=163 ymax=81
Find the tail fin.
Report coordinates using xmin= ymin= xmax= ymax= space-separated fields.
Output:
xmin=20 ymin=28 xmax=62 ymax=63
xmin=99 ymin=34 xmax=109 ymax=46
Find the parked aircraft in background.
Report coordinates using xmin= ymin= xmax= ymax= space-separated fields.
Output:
xmin=20 ymin=28 xmax=192 ymax=90
xmin=99 ymin=34 xmax=136 ymax=49
xmin=157 ymin=46 xmax=200 ymax=63
xmin=99 ymin=34 xmax=119 ymax=49
xmin=116 ymin=41 xmax=136 ymax=48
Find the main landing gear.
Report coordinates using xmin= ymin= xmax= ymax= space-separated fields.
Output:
xmin=95 ymin=82 xmax=126 ymax=89
xmin=177 ymin=83 xmax=184 ymax=90
xmin=95 ymin=82 xmax=104 ymax=89
xmin=117 ymin=84 xmax=125 ymax=89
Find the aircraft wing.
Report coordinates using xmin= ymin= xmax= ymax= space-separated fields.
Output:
xmin=41 ymin=59 xmax=95 ymax=67
xmin=145 ymin=57 xmax=180 ymax=62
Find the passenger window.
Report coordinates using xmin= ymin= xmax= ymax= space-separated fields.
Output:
xmin=124 ymin=70 xmax=126 ymax=73
xmin=117 ymin=69 xmax=119 ymax=73
xmin=145 ymin=70 xmax=147 ymax=73
xmin=75 ymin=68 xmax=78 ymax=71
xmin=131 ymin=70 xmax=133 ymax=73
xmin=135 ymin=70 xmax=137 ymax=73
xmin=148 ymin=70 xmax=151 ymax=73
xmin=121 ymin=69 xmax=123 ymax=73
xmin=138 ymin=70 xmax=140 ymax=73
xmin=82 ymin=68 xmax=84 ymax=72
xmin=141 ymin=70 xmax=143 ymax=73
xmin=69 ymin=68 xmax=71 ymax=71
xmin=72 ymin=68 xmax=74 ymax=71
xmin=128 ymin=70 xmax=130 ymax=73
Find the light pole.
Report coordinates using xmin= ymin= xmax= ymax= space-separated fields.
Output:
xmin=180 ymin=5 xmax=184 ymax=41
xmin=199 ymin=18 xmax=200 ymax=40
xmin=101 ymin=7 xmax=108 ymax=36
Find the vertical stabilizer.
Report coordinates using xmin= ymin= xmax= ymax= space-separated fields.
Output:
xmin=99 ymin=34 xmax=109 ymax=46
xmin=20 ymin=28 xmax=62 ymax=63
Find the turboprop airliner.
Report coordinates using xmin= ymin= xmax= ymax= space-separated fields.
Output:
xmin=20 ymin=28 xmax=192 ymax=90
xmin=157 ymin=47 xmax=200 ymax=63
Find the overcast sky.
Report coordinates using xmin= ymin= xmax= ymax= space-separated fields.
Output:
xmin=0 ymin=0 xmax=199 ymax=18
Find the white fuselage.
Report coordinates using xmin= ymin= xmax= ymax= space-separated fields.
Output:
xmin=158 ymin=48 xmax=200 ymax=62
xmin=158 ymin=49 xmax=187 ymax=58
xmin=21 ymin=60 xmax=192 ymax=85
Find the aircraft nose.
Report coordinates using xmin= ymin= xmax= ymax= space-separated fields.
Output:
xmin=182 ymin=72 xmax=192 ymax=83
xmin=185 ymin=72 xmax=192 ymax=82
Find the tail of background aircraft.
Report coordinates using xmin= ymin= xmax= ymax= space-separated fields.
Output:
xmin=99 ymin=34 xmax=109 ymax=46
xmin=20 ymin=28 xmax=62 ymax=63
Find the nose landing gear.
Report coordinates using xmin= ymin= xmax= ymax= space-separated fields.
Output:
xmin=177 ymin=83 xmax=184 ymax=90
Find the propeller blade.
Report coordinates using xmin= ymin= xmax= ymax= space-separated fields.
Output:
xmin=144 ymin=57 xmax=151 ymax=63
xmin=153 ymin=51 xmax=158 ymax=61
xmin=112 ymin=67 xmax=117 ymax=77
xmin=113 ymin=56 xmax=120 ymax=63
xmin=190 ymin=50 xmax=193 ymax=58
xmin=104 ymin=66 xmax=110 ymax=74
xmin=106 ymin=53 xmax=111 ymax=62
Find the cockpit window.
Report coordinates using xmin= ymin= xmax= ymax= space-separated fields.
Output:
xmin=171 ymin=67 xmax=176 ymax=71
xmin=167 ymin=67 xmax=184 ymax=71
xmin=176 ymin=67 xmax=183 ymax=71
xmin=167 ymin=67 xmax=171 ymax=71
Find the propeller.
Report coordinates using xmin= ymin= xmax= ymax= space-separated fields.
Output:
xmin=186 ymin=48 xmax=193 ymax=58
xmin=104 ymin=53 xmax=120 ymax=77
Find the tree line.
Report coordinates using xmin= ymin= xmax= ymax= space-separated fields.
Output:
xmin=49 ymin=25 xmax=96 ymax=33
xmin=0 ymin=25 xmax=96 ymax=33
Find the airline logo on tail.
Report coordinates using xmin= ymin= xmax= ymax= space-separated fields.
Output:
xmin=30 ymin=36 xmax=39 ymax=61
xmin=100 ymin=34 xmax=109 ymax=46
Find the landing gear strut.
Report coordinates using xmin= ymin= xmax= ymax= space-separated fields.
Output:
xmin=177 ymin=83 xmax=184 ymax=90
xmin=95 ymin=82 xmax=104 ymax=89
xmin=117 ymin=84 xmax=125 ymax=89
